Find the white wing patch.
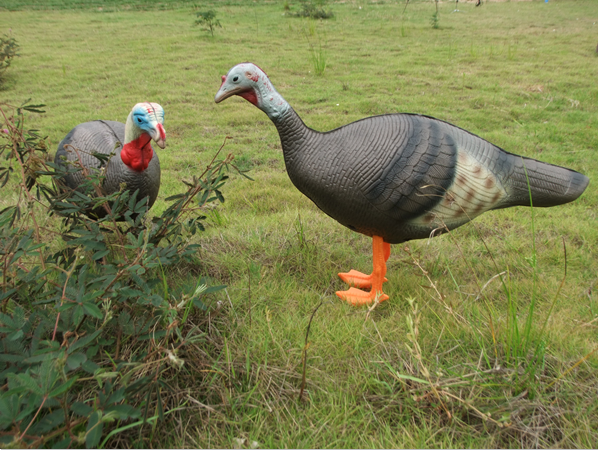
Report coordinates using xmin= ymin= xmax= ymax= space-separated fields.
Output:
xmin=412 ymin=149 xmax=507 ymax=230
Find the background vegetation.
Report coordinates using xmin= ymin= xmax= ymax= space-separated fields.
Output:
xmin=1 ymin=0 xmax=597 ymax=447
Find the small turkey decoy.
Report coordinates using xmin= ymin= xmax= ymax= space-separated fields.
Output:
xmin=55 ymin=102 xmax=166 ymax=219
xmin=215 ymin=63 xmax=589 ymax=306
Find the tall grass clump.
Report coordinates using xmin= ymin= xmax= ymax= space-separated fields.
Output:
xmin=0 ymin=102 xmax=248 ymax=448
xmin=303 ymin=21 xmax=327 ymax=75
xmin=377 ymin=215 xmax=589 ymax=447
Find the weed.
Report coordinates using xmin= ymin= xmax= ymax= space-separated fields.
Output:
xmin=430 ymin=0 xmax=440 ymax=29
xmin=430 ymin=11 xmax=439 ymax=29
xmin=400 ymin=18 xmax=407 ymax=37
xmin=288 ymin=0 xmax=334 ymax=19
xmin=0 ymin=34 xmax=19 ymax=83
xmin=194 ymin=10 xmax=222 ymax=37
xmin=303 ymin=22 xmax=327 ymax=75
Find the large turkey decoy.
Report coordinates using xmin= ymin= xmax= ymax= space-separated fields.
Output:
xmin=55 ymin=102 xmax=166 ymax=218
xmin=215 ymin=63 xmax=589 ymax=306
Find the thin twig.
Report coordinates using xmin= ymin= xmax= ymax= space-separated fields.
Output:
xmin=19 ymin=394 xmax=48 ymax=441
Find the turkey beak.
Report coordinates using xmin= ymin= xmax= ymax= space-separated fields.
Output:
xmin=214 ymin=75 xmax=230 ymax=103
xmin=215 ymin=75 xmax=243 ymax=103
xmin=152 ymin=123 xmax=166 ymax=149
xmin=215 ymin=85 xmax=249 ymax=103
xmin=215 ymin=87 xmax=233 ymax=103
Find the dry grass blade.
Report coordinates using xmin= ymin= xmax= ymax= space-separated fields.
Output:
xmin=299 ymin=300 xmax=324 ymax=402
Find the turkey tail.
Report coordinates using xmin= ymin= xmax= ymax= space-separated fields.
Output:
xmin=501 ymin=155 xmax=589 ymax=208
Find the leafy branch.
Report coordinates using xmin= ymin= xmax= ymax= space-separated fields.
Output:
xmin=0 ymin=101 xmax=246 ymax=448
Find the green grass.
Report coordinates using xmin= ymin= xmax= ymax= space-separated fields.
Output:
xmin=2 ymin=0 xmax=598 ymax=447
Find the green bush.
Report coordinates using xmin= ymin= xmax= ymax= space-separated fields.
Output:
xmin=0 ymin=34 xmax=19 ymax=82
xmin=288 ymin=0 xmax=334 ymax=19
xmin=0 ymin=101 xmax=248 ymax=448
xmin=194 ymin=10 xmax=222 ymax=37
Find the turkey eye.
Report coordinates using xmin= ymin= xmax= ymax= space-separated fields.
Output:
xmin=137 ymin=117 xmax=142 ymax=123
xmin=233 ymin=76 xmax=239 ymax=82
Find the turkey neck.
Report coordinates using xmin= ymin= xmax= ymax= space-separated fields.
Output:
xmin=253 ymin=78 xmax=320 ymax=190
xmin=120 ymin=115 xmax=153 ymax=172
xmin=273 ymin=107 xmax=319 ymax=169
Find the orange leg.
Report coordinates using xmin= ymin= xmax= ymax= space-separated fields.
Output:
xmin=336 ymin=236 xmax=391 ymax=306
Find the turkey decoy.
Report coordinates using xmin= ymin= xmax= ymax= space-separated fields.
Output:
xmin=215 ymin=63 xmax=589 ymax=306
xmin=55 ymin=102 xmax=165 ymax=219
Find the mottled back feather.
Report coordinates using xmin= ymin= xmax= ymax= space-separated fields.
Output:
xmin=274 ymin=109 xmax=589 ymax=244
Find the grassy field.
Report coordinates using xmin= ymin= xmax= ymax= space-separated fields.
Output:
xmin=1 ymin=0 xmax=598 ymax=447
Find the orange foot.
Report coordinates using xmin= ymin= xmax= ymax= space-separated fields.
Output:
xmin=336 ymin=287 xmax=389 ymax=306
xmin=338 ymin=269 xmax=388 ymax=289
xmin=336 ymin=236 xmax=391 ymax=306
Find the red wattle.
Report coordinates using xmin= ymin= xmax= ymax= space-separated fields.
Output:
xmin=121 ymin=134 xmax=153 ymax=172
xmin=240 ymin=90 xmax=258 ymax=106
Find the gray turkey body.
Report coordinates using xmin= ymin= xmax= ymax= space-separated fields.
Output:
xmin=215 ymin=62 xmax=589 ymax=305
xmin=55 ymin=120 xmax=160 ymax=218
xmin=274 ymin=109 xmax=589 ymax=244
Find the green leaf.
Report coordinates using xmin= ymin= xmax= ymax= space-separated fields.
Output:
xmin=0 ymin=394 xmax=20 ymax=430
xmin=86 ymin=345 xmax=99 ymax=359
xmin=49 ymin=376 xmax=78 ymax=397
xmin=82 ymin=290 xmax=103 ymax=302
xmin=92 ymin=249 xmax=110 ymax=260
xmin=72 ymin=304 xmax=84 ymax=326
xmin=150 ymin=294 xmax=164 ymax=307
xmin=22 ymin=104 xmax=46 ymax=113
xmin=82 ymin=301 xmax=103 ymax=319
xmin=24 ymin=350 xmax=63 ymax=364
xmin=51 ymin=437 xmax=72 ymax=449
xmin=115 ymin=286 xmax=143 ymax=299
xmin=38 ymin=359 xmax=60 ymax=394
xmin=15 ymin=400 xmax=38 ymax=422
xmin=165 ymin=193 xmax=186 ymax=201
xmin=8 ymin=372 xmax=44 ymax=396
xmin=203 ymin=284 xmax=227 ymax=295
xmin=55 ymin=302 xmax=75 ymax=313
xmin=105 ymin=387 xmax=125 ymax=406
xmin=69 ymin=329 xmax=102 ymax=352
xmin=66 ymin=352 xmax=87 ymax=370
xmin=104 ymin=404 xmax=141 ymax=420
xmin=28 ymin=409 xmax=64 ymax=435
xmin=82 ymin=360 xmax=100 ymax=374
xmin=7 ymin=329 xmax=23 ymax=341
xmin=71 ymin=401 xmax=93 ymax=417
xmin=0 ymin=288 xmax=18 ymax=303
xmin=86 ymin=410 xmax=103 ymax=449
